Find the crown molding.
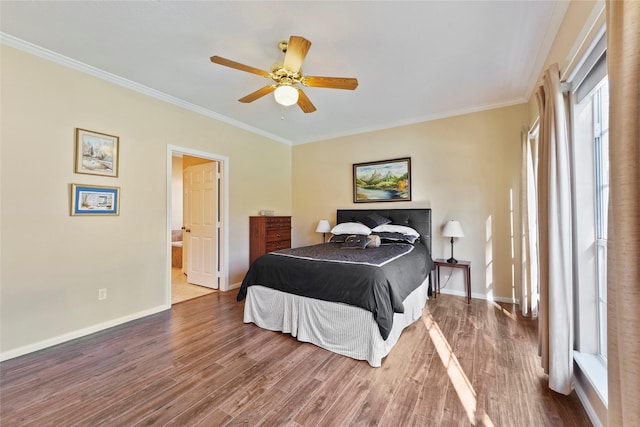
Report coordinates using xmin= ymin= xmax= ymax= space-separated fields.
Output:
xmin=0 ymin=32 xmax=292 ymax=146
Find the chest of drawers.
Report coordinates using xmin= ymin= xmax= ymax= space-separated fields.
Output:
xmin=249 ymin=216 xmax=291 ymax=265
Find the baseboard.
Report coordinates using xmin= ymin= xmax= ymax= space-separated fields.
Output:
xmin=492 ymin=295 xmax=520 ymax=304
xmin=0 ymin=304 xmax=170 ymax=362
xmin=228 ymin=281 xmax=241 ymax=290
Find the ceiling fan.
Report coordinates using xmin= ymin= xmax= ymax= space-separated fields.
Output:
xmin=210 ymin=35 xmax=358 ymax=113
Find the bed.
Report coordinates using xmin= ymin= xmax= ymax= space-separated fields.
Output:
xmin=237 ymin=208 xmax=434 ymax=367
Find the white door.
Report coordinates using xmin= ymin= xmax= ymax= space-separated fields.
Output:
xmin=183 ymin=162 xmax=219 ymax=289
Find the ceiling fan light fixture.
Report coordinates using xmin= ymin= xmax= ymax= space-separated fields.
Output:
xmin=274 ymin=85 xmax=299 ymax=106
xmin=211 ymin=35 xmax=356 ymax=113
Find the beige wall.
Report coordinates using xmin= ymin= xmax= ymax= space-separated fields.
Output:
xmin=0 ymin=45 xmax=291 ymax=358
xmin=293 ymin=104 xmax=528 ymax=301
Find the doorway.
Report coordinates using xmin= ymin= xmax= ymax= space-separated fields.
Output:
xmin=167 ymin=146 xmax=229 ymax=305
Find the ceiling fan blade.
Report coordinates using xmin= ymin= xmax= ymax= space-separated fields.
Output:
xmin=302 ymin=76 xmax=359 ymax=90
xmin=238 ymin=85 xmax=276 ymax=103
xmin=283 ymin=36 xmax=312 ymax=73
xmin=210 ymin=56 xmax=270 ymax=78
xmin=297 ymin=89 xmax=317 ymax=113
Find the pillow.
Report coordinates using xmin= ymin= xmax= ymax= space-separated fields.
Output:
xmin=331 ymin=222 xmax=371 ymax=236
xmin=341 ymin=234 xmax=371 ymax=249
xmin=360 ymin=213 xmax=392 ymax=229
xmin=330 ymin=233 xmax=371 ymax=243
xmin=366 ymin=234 xmax=381 ymax=248
xmin=372 ymin=223 xmax=420 ymax=237
xmin=329 ymin=234 xmax=348 ymax=243
xmin=373 ymin=231 xmax=419 ymax=244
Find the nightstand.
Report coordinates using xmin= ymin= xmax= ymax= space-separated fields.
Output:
xmin=433 ymin=258 xmax=471 ymax=303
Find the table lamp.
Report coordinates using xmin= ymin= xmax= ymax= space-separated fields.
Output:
xmin=443 ymin=220 xmax=464 ymax=263
xmin=316 ymin=219 xmax=331 ymax=243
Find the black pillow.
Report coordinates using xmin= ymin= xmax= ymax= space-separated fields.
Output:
xmin=329 ymin=234 xmax=348 ymax=243
xmin=372 ymin=231 xmax=419 ymax=244
xmin=360 ymin=213 xmax=392 ymax=229
xmin=341 ymin=234 xmax=371 ymax=249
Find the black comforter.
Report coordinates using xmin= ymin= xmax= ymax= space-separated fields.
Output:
xmin=237 ymin=241 xmax=433 ymax=339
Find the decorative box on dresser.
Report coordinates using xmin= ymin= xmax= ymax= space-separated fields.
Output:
xmin=249 ymin=216 xmax=291 ymax=265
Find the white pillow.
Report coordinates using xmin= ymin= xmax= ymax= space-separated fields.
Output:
xmin=372 ymin=223 xmax=420 ymax=237
xmin=331 ymin=222 xmax=371 ymax=235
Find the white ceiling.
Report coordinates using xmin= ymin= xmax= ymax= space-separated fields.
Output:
xmin=0 ymin=1 xmax=569 ymax=145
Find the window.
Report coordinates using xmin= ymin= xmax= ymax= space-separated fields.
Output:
xmin=593 ymin=80 xmax=609 ymax=361
xmin=568 ymin=24 xmax=608 ymax=356
xmin=568 ymin=28 xmax=609 ymax=407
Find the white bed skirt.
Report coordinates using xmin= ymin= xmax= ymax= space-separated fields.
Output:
xmin=243 ymin=276 xmax=430 ymax=367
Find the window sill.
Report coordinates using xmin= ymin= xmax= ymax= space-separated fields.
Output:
xmin=574 ymin=350 xmax=608 ymax=406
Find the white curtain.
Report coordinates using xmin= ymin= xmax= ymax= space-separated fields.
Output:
xmin=520 ymin=126 xmax=539 ymax=318
xmin=535 ymin=63 xmax=574 ymax=395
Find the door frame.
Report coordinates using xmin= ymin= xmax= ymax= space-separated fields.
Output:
xmin=166 ymin=145 xmax=230 ymax=302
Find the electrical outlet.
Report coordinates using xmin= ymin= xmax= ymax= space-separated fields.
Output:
xmin=98 ymin=288 xmax=107 ymax=300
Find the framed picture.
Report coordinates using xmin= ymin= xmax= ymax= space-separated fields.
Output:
xmin=75 ymin=128 xmax=119 ymax=177
xmin=71 ymin=184 xmax=120 ymax=216
xmin=353 ymin=157 xmax=411 ymax=203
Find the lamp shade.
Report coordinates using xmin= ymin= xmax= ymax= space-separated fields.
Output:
xmin=316 ymin=219 xmax=331 ymax=233
xmin=443 ymin=220 xmax=464 ymax=238
xmin=274 ymin=85 xmax=299 ymax=106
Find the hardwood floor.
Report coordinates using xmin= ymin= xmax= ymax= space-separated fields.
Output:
xmin=0 ymin=292 xmax=592 ymax=426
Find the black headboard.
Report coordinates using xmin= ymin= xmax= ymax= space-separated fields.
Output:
xmin=336 ymin=209 xmax=432 ymax=254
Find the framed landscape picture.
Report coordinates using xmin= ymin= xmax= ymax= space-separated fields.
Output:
xmin=75 ymin=128 xmax=119 ymax=177
xmin=71 ymin=184 xmax=120 ymax=216
xmin=353 ymin=157 xmax=411 ymax=203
